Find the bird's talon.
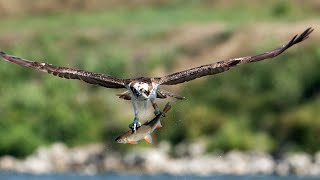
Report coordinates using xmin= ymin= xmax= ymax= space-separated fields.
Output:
xmin=154 ymin=108 xmax=162 ymax=116
xmin=137 ymin=122 xmax=141 ymax=127
xmin=129 ymin=121 xmax=141 ymax=133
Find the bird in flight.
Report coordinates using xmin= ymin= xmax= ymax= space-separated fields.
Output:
xmin=0 ymin=27 xmax=313 ymax=132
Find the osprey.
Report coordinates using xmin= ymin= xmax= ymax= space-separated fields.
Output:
xmin=0 ymin=27 xmax=313 ymax=132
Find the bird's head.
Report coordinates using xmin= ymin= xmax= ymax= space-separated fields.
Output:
xmin=130 ymin=82 xmax=151 ymax=99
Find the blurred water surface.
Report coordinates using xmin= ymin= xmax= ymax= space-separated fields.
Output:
xmin=0 ymin=172 xmax=319 ymax=180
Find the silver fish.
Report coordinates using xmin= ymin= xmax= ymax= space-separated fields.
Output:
xmin=115 ymin=102 xmax=171 ymax=144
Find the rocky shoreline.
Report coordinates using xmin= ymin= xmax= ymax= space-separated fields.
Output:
xmin=0 ymin=142 xmax=319 ymax=176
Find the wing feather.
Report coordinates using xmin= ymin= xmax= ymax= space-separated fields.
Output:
xmin=158 ymin=27 xmax=314 ymax=85
xmin=0 ymin=51 xmax=126 ymax=88
xmin=157 ymin=88 xmax=186 ymax=100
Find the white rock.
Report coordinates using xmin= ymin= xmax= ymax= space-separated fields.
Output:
xmin=104 ymin=153 xmax=123 ymax=171
xmin=165 ymin=158 xmax=189 ymax=175
xmin=276 ymin=161 xmax=290 ymax=176
xmin=46 ymin=143 xmax=69 ymax=171
xmin=248 ymin=152 xmax=275 ymax=174
xmin=123 ymin=151 xmax=146 ymax=167
xmin=309 ymin=164 xmax=320 ymax=176
xmin=0 ymin=155 xmax=19 ymax=171
xmin=314 ymin=151 xmax=320 ymax=165
xmin=284 ymin=153 xmax=312 ymax=175
xmin=188 ymin=141 xmax=206 ymax=157
xmin=20 ymin=155 xmax=53 ymax=174
xmin=82 ymin=164 xmax=98 ymax=175
xmin=188 ymin=155 xmax=228 ymax=175
xmin=69 ymin=143 xmax=105 ymax=165
xmin=174 ymin=143 xmax=189 ymax=157
xmin=225 ymin=151 xmax=249 ymax=175
xmin=143 ymin=149 xmax=169 ymax=173
xmin=206 ymin=155 xmax=229 ymax=174
xmin=158 ymin=141 xmax=171 ymax=154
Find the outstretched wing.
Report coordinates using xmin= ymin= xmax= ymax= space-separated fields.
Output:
xmin=157 ymin=27 xmax=314 ymax=85
xmin=0 ymin=51 xmax=126 ymax=88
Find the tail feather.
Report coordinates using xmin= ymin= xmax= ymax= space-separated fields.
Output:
xmin=162 ymin=102 xmax=172 ymax=114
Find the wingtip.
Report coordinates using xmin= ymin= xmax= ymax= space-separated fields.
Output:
xmin=301 ymin=27 xmax=314 ymax=41
xmin=284 ymin=27 xmax=314 ymax=50
xmin=295 ymin=27 xmax=314 ymax=43
xmin=306 ymin=27 xmax=314 ymax=33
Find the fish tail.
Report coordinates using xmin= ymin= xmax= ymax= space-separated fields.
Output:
xmin=162 ymin=102 xmax=172 ymax=114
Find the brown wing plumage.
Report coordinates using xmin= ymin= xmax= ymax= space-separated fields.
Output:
xmin=158 ymin=27 xmax=314 ymax=85
xmin=157 ymin=88 xmax=186 ymax=100
xmin=0 ymin=51 xmax=127 ymax=88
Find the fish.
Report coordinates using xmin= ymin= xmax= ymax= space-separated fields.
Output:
xmin=115 ymin=102 xmax=171 ymax=144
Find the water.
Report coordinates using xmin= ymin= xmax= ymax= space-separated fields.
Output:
xmin=0 ymin=172 xmax=319 ymax=180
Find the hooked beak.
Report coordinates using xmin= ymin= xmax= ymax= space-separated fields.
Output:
xmin=132 ymin=88 xmax=142 ymax=97
xmin=137 ymin=90 xmax=142 ymax=96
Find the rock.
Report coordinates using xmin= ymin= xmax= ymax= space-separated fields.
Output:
xmin=188 ymin=141 xmax=206 ymax=158
xmin=158 ymin=141 xmax=171 ymax=154
xmin=276 ymin=161 xmax=290 ymax=176
xmin=284 ymin=153 xmax=313 ymax=176
xmin=103 ymin=153 xmax=124 ymax=171
xmin=225 ymin=151 xmax=249 ymax=175
xmin=16 ymin=142 xmax=69 ymax=173
xmin=309 ymin=164 xmax=320 ymax=176
xmin=82 ymin=164 xmax=98 ymax=175
xmin=174 ymin=143 xmax=189 ymax=157
xmin=123 ymin=150 xmax=146 ymax=168
xmin=19 ymin=155 xmax=53 ymax=174
xmin=311 ymin=152 xmax=320 ymax=176
xmin=143 ymin=148 xmax=169 ymax=173
xmin=0 ymin=156 xmax=19 ymax=171
xmin=247 ymin=151 xmax=275 ymax=174
xmin=188 ymin=155 xmax=228 ymax=175
xmin=44 ymin=143 xmax=69 ymax=171
xmin=314 ymin=151 xmax=320 ymax=165
xmin=68 ymin=143 xmax=105 ymax=170
xmin=205 ymin=155 xmax=229 ymax=174
xmin=165 ymin=158 xmax=189 ymax=175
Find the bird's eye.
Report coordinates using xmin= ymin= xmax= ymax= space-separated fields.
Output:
xmin=132 ymin=88 xmax=141 ymax=96
xmin=130 ymin=87 xmax=139 ymax=95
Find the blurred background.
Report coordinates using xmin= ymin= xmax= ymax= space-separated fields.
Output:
xmin=0 ymin=0 xmax=319 ymax=178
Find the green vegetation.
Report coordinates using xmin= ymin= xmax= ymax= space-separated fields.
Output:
xmin=159 ymin=47 xmax=320 ymax=153
xmin=0 ymin=1 xmax=319 ymax=157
